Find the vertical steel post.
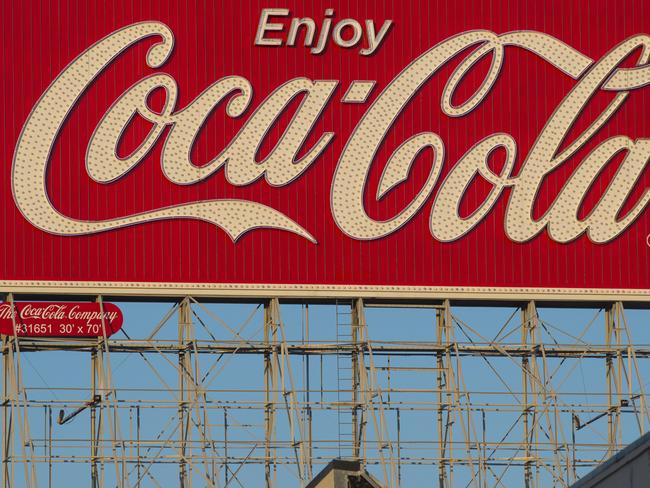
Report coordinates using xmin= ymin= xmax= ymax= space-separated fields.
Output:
xmin=614 ymin=303 xmax=623 ymax=453
xmin=436 ymin=306 xmax=444 ymax=488
xmin=351 ymin=299 xmax=362 ymax=461
xmin=436 ymin=300 xmax=453 ymax=488
xmin=521 ymin=301 xmax=542 ymax=488
xmin=136 ymin=405 xmax=141 ymax=488
xmin=224 ymin=408 xmax=228 ymax=487
xmin=264 ymin=299 xmax=278 ymax=488
xmin=48 ymin=405 xmax=52 ymax=488
xmin=396 ymin=408 xmax=402 ymax=486
xmin=2 ymin=333 xmax=10 ymax=488
xmin=178 ymin=298 xmax=192 ymax=488
xmin=605 ymin=303 xmax=623 ymax=458
xmin=304 ymin=304 xmax=313 ymax=479
xmin=90 ymin=342 xmax=98 ymax=488
xmin=522 ymin=305 xmax=530 ymax=487
xmin=264 ymin=301 xmax=271 ymax=488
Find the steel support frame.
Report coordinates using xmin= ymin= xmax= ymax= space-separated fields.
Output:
xmin=0 ymin=296 xmax=649 ymax=487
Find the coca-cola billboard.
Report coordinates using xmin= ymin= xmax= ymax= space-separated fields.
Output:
xmin=1 ymin=1 xmax=649 ymax=300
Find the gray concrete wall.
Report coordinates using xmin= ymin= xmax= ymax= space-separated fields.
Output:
xmin=571 ymin=432 xmax=650 ymax=488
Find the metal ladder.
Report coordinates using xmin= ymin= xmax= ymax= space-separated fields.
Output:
xmin=335 ymin=300 xmax=355 ymax=459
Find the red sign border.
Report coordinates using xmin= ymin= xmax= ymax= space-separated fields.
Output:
xmin=2 ymin=280 xmax=649 ymax=302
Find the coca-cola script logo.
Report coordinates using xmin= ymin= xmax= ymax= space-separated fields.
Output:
xmin=12 ymin=22 xmax=650 ymax=244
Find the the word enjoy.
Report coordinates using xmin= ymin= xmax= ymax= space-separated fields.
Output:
xmin=254 ymin=8 xmax=393 ymax=55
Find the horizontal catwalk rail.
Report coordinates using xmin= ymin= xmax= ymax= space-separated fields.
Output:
xmin=11 ymin=341 xmax=650 ymax=358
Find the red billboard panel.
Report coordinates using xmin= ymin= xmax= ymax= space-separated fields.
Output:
xmin=1 ymin=1 xmax=650 ymax=299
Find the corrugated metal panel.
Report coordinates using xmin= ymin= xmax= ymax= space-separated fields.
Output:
xmin=1 ymin=0 xmax=649 ymax=298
